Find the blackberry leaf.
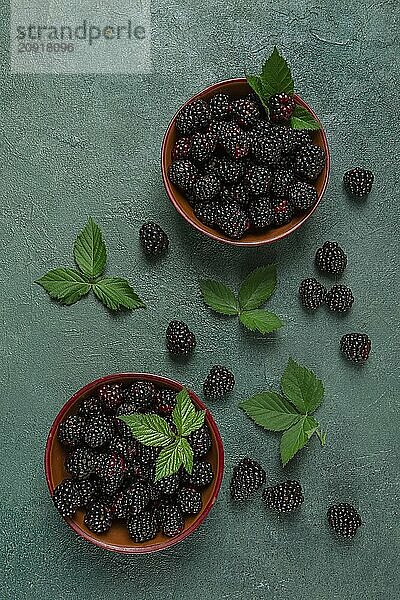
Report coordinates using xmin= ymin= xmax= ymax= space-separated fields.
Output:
xmin=199 ymin=280 xmax=239 ymax=315
xmin=119 ymin=413 xmax=175 ymax=447
xmin=238 ymin=265 xmax=277 ymax=311
xmin=280 ymin=415 xmax=318 ymax=466
xmin=246 ymin=74 xmax=269 ymax=111
xmin=92 ymin=277 xmax=145 ymax=311
xmin=291 ymin=105 xmax=320 ymax=131
xmin=179 ymin=437 xmax=194 ymax=475
xmin=260 ymin=47 xmax=294 ymax=98
xmin=74 ymin=217 xmax=107 ymax=279
xmin=281 ymin=358 xmax=324 ymax=413
xmin=35 ymin=268 xmax=90 ymax=305
xmin=172 ymin=388 xmax=205 ymax=437
xmin=240 ymin=392 xmax=301 ymax=431
xmin=239 ymin=310 xmax=283 ymax=334
xmin=155 ymin=440 xmax=183 ymax=481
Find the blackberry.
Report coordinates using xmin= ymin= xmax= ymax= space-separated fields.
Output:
xmin=220 ymin=183 xmax=250 ymax=208
xmin=124 ymin=380 xmax=156 ymax=412
xmin=175 ymin=99 xmax=210 ymax=136
xmin=194 ymin=201 xmax=220 ymax=228
xmin=182 ymin=461 xmax=214 ymax=489
xmin=209 ymin=93 xmax=231 ymax=120
xmin=231 ymin=98 xmax=260 ymax=129
xmin=327 ymin=503 xmax=362 ymax=538
xmin=343 ymin=167 xmax=374 ymax=197
xmin=295 ymin=145 xmax=325 ymax=182
xmin=98 ymin=383 xmax=124 ymax=412
xmin=268 ymin=93 xmax=295 ymax=122
xmin=187 ymin=424 xmax=212 ymax=458
xmin=78 ymin=396 xmax=103 ymax=418
xmin=166 ymin=320 xmax=196 ymax=356
xmin=192 ymin=174 xmax=221 ymax=203
xmin=270 ymin=169 xmax=295 ymax=198
xmin=152 ymin=473 xmax=180 ymax=496
xmin=139 ymin=222 xmax=169 ymax=257
xmin=57 ymin=415 xmax=85 ymax=449
xmin=177 ymin=488 xmax=202 ymax=515
xmin=248 ymin=196 xmax=274 ymax=229
xmin=53 ymin=479 xmax=80 ymax=518
xmin=137 ymin=443 xmax=160 ymax=466
xmin=270 ymin=125 xmax=295 ymax=154
xmin=168 ymin=160 xmax=199 ymax=194
xmin=158 ymin=504 xmax=184 ymax=537
xmin=208 ymin=119 xmax=228 ymax=142
xmin=115 ymin=403 xmax=137 ymax=441
xmin=128 ymin=510 xmax=158 ymax=542
xmin=203 ymin=365 xmax=235 ymax=400
xmin=326 ymin=285 xmax=354 ymax=313
xmin=120 ymin=481 xmax=151 ymax=517
xmin=75 ymin=478 xmax=99 ymax=507
xmin=288 ymin=181 xmax=318 ymax=211
xmin=154 ymin=388 xmax=177 ymax=415
xmin=298 ymin=278 xmax=326 ymax=310
xmin=190 ymin=132 xmax=217 ymax=164
xmin=250 ymin=119 xmax=271 ymax=139
xmin=292 ymin=129 xmax=312 ymax=151
xmin=262 ymin=480 xmax=304 ymax=512
xmin=252 ymin=136 xmax=283 ymax=167
xmin=84 ymin=502 xmax=113 ymax=534
xmin=65 ymin=448 xmax=97 ymax=479
xmin=215 ymin=157 xmax=245 ymax=184
xmin=230 ymin=458 xmax=266 ymax=501
xmin=171 ymin=137 xmax=191 ymax=161
xmin=126 ymin=460 xmax=145 ymax=481
xmin=272 ymin=198 xmax=294 ymax=226
xmin=244 ymin=165 xmax=272 ymax=195
xmin=315 ymin=241 xmax=347 ymax=275
xmin=216 ymin=201 xmax=251 ymax=240
xmin=108 ymin=437 xmax=138 ymax=464
xmin=220 ymin=123 xmax=250 ymax=159
xmin=95 ymin=453 xmax=126 ymax=496
xmin=83 ymin=414 xmax=114 ymax=448
xmin=340 ymin=333 xmax=371 ymax=364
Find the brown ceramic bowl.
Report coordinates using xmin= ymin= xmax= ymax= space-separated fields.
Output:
xmin=45 ymin=373 xmax=224 ymax=554
xmin=162 ymin=77 xmax=330 ymax=246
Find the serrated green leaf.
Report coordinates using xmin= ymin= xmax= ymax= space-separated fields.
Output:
xmin=281 ymin=358 xmax=324 ymax=414
xmin=155 ymin=440 xmax=184 ymax=481
xmin=260 ymin=46 xmax=294 ymax=98
xmin=199 ymin=279 xmax=239 ymax=315
xmin=238 ymin=265 xmax=277 ymax=311
xmin=172 ymin=388 xmax=205 ymax=437
xmin=246 ymin=74 xmax=269 ymax=111
xmin=291 ymin=105 xmax=320 ymax=130
xmin=118 ymin=413 xmax=175 ymax=447
xmin=185 ymin=409 xmax=206 ymax=435
xmin=92 ymin=277 xmax=145 ymax=311
xmin=240 ymin=391 xmax=301 ymax=431
xmin=179 ymin=437 xmax=194 ymax=474
xmin=35 ymin=268 xmax=91 ymax=305
xmin=74 ymin=217 xmax=107 ymax=279
xmin=280 ymin=415 xmax=318 ymax=466
xmin=239 ymin=310 xmax=284 ymax=334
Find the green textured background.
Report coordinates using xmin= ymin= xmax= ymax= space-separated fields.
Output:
xmin=1 ymin=1 xmax=399 ymax=598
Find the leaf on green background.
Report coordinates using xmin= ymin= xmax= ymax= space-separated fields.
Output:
xmin=281 ymin=358 xmax=324 ymax=414
xmin=238 ymin=265 xmax=277 ymax=311
xmin=118 ymin=413 xmax=175 ymax=447
xmin=280 ymin=415 xmax=318 ymax=466
xmin=240 ymin=391 xmax=301 ymax=431
xmin=35 ymin=268 xmax=91 ymax=305
xmin=291 ymin=105 xmax=320 ymax=130
xmin=239 ymin=310 xmax=284 ymax=334
xmin=199 ymin=279 xmax=239 ymax=315
xmin=73 ymin=217 xmax=107 ymax=279
xmin=260 ymin=46 xmax=294 ymax=98
xmin=92 ymin=277 xmax=145 ymax=311
xmin=155 ymin=440 xmax=184 ymax=481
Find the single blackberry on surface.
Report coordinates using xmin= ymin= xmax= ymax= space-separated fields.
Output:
xmin=98 ymin=382 xmax=124 ymax=412
xmin=194 ymin=201 xmax=221 ymax=228
xmin=154 ymin=388 xmax=177 ymax=415
xmin=288 ymin=181 xmax=318 ymax=211
xmin=270 ymin=169 xmax=295 ymax=198
xmin=272 ymin=198 xmax=294 ymax=226
xmin=187 ymin=424 xmax=212 ymax=458
xmin=84 ymin=502 xmax=113 ymax=534
xmin=216 ymin=201 xmax=251 ymax=239
xmin=168 ymin=160 xmax=199 ymax=194
xmin=263 ymin=480 xmax=304 ymax=512
xmin=128 ymin=510 xmax=158 ymax=542
xmin=75 ymin=478 xmax=99 ymax=507
xmin=152 ymin=473 xmax=180 ymax=496
xmin=84 ymin=414 xmax=114 ymax=448
xmin=252 ymin=136 xmax=283 ymax=167
xmin=298 ymin=278 xmax=326 ymax=310
xmin=248 ymin=196 xmax=274 ymax=229
xmin=244 ymin=164 xmax=272 ymax=195
xmin=192 ymin=174 xmax=221 ymax=203
xmin=209 ymin=93 xmax=231 ymax=120
xmin=295 ymin=144 xmax=325 ymax=181
xmin=215 ymin=157 xmax=245 ymax=184
xmin=166 ymin=320 xmax=196 ymax=356
xmin=220 ymin=183 xmax=250 ymax=208
xmin=231 ymin=98 xmax=260 ymax=129
xmin=315 ymin=241 xmax=347 ymax=275
xmin=230 ymin=458 xmax=266 ymax=501
xmin=203 ymin=365 xmax=235 ymax=400
xmin=96 ymin=452 xmax=126 ymax=496
xmin=177 ymin=488 xmax=202 ymax=515
xmin=57 ymin=415 xmax=85 ymax=449
xmin=53 ymin=479 xmax=80 ymax=517
xmin=175 ymin=99 xmax=210 ymax=135
xmin=268 ymin=93 xmax=295 ymax=122
xmin=190 ymin=132 xmax=217 ymax=164
xmin=220 ymin=122 xmax=250 ymax=159
xmin=65 ymin=448 xmax=97 ymax=480
xmin=340 ymin=333 xmax=371 ymax=364
xmin=172 ymin=137 xmax=192 ymax=161
xmin=158 ymin=504 xmax=185 ymax=537
xmin=343 ymin=167 xmax=374 ymax=197
xmin=326 ymin=285 xmax=354 ymax=313
xmin=78 ymin=396 xmax=103 ymax=418
xmin=327 ymin=503 xmax=362 ymax=538
xmin=139 ymin=222 xmax=169 ymax=257
xmin=182 ymin=461 xmax=214 ymax=489
xmin=124 ymin=381 xmax=156 ymax=412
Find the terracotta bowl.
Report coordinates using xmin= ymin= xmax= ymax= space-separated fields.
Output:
xmin=45 ymin=373 xmax=224 ymax=554
xmin=162 ymin=77 xmax=330 ymax=246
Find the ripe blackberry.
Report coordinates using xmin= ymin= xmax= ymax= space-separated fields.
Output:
xmin=187 ymin=424 xmax=212 ymax=458
xmin=203 ymin=365 xmax=235 ymax=400
xmin=137 ymin=443 xmax=160 ymax=466
xmin=158 ymin=504 xmax=185 ymax=537
xmin=248 ymin=196 xmax=274 ymax=229
xmin=108 ymin=437 xmax=138 ymax=464
xmin=288 ymin=181 xmax=318 ymax=211
xmin=152 ymin=473 xmax=180 ymax=496
xmin=343 ymin=167 xmax=374 ymax=197
xmin=298 ymin=278 xmax=326 ymax=310
xmin=220 ymin=122 xmax=250 ymax=159
xmin=78 ymin=396 xmax=103 ymax=418
xmin=231 ymin=98 xmax=260 ymax=129
xmin=194 ymin=201 xmax=221 ymax=228
xmin=168 ymin=160 xmax=199 ymax=194
xmin=182 ymin=461 xmax=214 ymax=488
xmin=53 ymin=479 xmax=80 ymax=517
xmin=98 ymin=382 xmax=124 ymax=412
xmin=215 ymin=157 xmax=245 ymax=184
xmin=57 ymin=415 xmax=85 ymax=449
xmin=270 ymin=125 xmax=295 ymax=154
xmin=126 ymin=460 xmax=146 ymax=481
xmin=315 ymin=241 xmax=347 ymax=275
xmin=340 ymin=333 xmax=371 ymax=364
xmin=75 ymin=478 xmax=99 ymax=507
xmin=230 ymin=458 xmax=266 ymax=501
xmin=190 ymin=132 xmax=217 ymax=164
xmin=252 ymin=136 xmax=283 ymax=167
xmin=65 ymin=448 xmax=97 ymax=480
xmin=128 ymin=510 xmax=158 ymax=542
xmin=139 ymin=222 xmax=169 ymax=257
xmin=270 ymin=168 xmax=295 ymax=198
xmin=83 ymin=414 xmax=114 ymax=448
xmin=292 ymin=129 xmax=312 ymax=151
xmin=96 ymin=452 xmax=126 ymax=496
xmin=177 ymin=488 xmax=202 ymax=515
xmin=171 ymin=137 xmax=191 ymax=161
xmin=115 ymin=403 xmax=137 ymax=441
xmin=122 ymin=481 xmax=151 ymax=517
xmin=124 ymin=380 xmax=156 ymax=412
xmin=192 ymin=174 xmax=221 ymax=203
xmin=216 ymin=201 xmax=251 ymax=239
xmin=84 ymin=502 xmax=113 ymax=534
xmin=295 ymin=145 xmax=325 ymax=181
xmin=326 ymin=285 xmax=354 ymax=313
xmin=262 ymin=480 xmax=304 ymax=512
xmin=272 ymin=198 xmax=294 ymax=226
xmin=166 ymin=320 xmax=196 ymax=356
xmin=327 ymin=503 xmax=362 ymax=538
xmin=175 ymin=99 xmax=210 ymax=135
xmin=250 ymin=119 xmax=271 ymax=139
xmin=220 ymin=183 xmax=250 ymax=207
xmin=268 ymin=93 xmax=295 ymax=122
xmin=244 ymin=165 xmax=272 ymax=195
xmin=208 ymin=119 xmax=228 ymax=142
xmin=209 ymin=93 xmax=231 ymax=120
xmin=154 ymin=388 xmax=177 ymax=415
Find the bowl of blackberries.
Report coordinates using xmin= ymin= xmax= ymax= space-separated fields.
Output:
xmin=162 ymin=78 xmax=329 ymax=245
xmin=45 ymin=373 xmax=224 ymax=553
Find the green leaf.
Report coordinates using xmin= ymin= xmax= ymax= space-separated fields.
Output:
xmin=291 ymin=105 xmax=320 ymax=130
xmin=316 ymin=428 xmax=327 ymax=446
xmin=238 ymin=265 xmax=277 ymax=311
xmin=239 ymin=310 xmax=284 ymax=334
xmin=74 ymin=217 xmax=107 ymax=279
xmin=280 ymin=415 xmax=318 ymax=466
xmin=185 ymin=409 xmax=206 ymax=435
xmin=155 ymin=440 xmax=184 ymax=481
xmin=199 ymin=279 xmax=239 ymax=315
xmin=260 ymin=46 xmax=294 ymax=99
xmin=92 ymin=277 xmax=145 ymax=311
xmin=172 ymin=388 xmax=205 ymax=437
xmin=240 ymin=391 xmax=301 ymax=431
xmin=281 ymin=358 xmax=324 ymax=414
xmin=35 ymin=268 xmax=91 ymax=305
xmin=118 ymin=413 xmax=175 ymax=447
xmin=246 ymin=74 xmax=269 ymax=111
xmin=179 ymin=437 xmax=194 ymax=474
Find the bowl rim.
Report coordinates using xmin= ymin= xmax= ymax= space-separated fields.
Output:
xmin=44 ymin=372 xmax=225 ymax=554
xmin=161 ymin=77 xmax=330 ymax=246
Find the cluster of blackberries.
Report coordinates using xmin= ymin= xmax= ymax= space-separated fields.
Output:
xmin=53 ymin=380 xmax=214 ymax=543
xmin=167 ymin=93 xmax=325 ymax=240
xmin=230 ymin=458 xmax=362 ymax=538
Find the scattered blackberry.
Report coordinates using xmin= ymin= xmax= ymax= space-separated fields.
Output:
xmin=75 ymin=478 xmax=99 ymax=507
xmin=326 ymin=285 xmax=354 ymax=313
xmin=209 ymin=93 xmax=231 ymax=120
xmin=231 ymin=98 xmax=260 ymax=129
xmin=315 ymin=241 xmax=347 ymax=275
xmin=248 ymin=196 xmax=274 ymax=229
xmin=182 ymin=461 xmax=214 ymax=488
xmin=84 ymin=502 xmax=113 ymax=534
xmin=268 ymin=93 xmax=295 ymax=122
xmin=244 ymin=165 xmax=272 ymax=195
xmin=128 ymin=510 xmax=158 ymax=542
xmin=53 ymin=479 xmax=80 ymax=517
xmin=175 ymin=99 xmax=210 ymax=135
xmin=190 ymin=132 xmax=217 ymax=164
xmin=96 ymin=453 xmax=126 ymax=496
xmin=262 ymin=480 xmax=304 ymax=512
xmin=172 ymin=137 xmax=191 ymax=161
xmin=220 ymin=183 xmax=250 ymax=207
xmin=272 ymin=198 xmax=294 ymax=226
xmin=83 ymin=414 xmax=114 ymax=448
xmin=158 ymin=504 xmax=185 ymax=537
xmin=139 ymin=222 xmax=169 ymax=257
xmin=252 ymin=136 xmax=283 ymax=167
xmin=216 ymin=201 xmax=251 ymax=239
xmin=220 ymin=123 xmax=250 ymax=159
xmin=270 ymin=168 xmax=295 ymax=198
xmin=215 ymin=157 xmax=245 ymax=184
xmin=177 ymin=488 xmax=202 ymax=515
xmin=78 ymin=396 xmax=103 ymax=418
xmin=168 ymin=160 xmax=199 ymax=194
xmin=98 ymin=383 xmax=124 ymax=412
xmin=340 ymin=333 xmax=371 ymax=364
xmin=187 ymin=424 xmax=212 ymax=458
xmin=57 ymin=415 xmax=85 ymax=449
xmin=194 ymin=201 xmax=220 ymax=228
xmin=203 ymin=365 xmax=235 ymax=400
xmin=154 ymin=388 xmax=177 ymax=415
xmin=295 ymin=144 xmax=325 ymax=181
xmin=327 ymin=503 xmax=362 ymax=538
xmin=343 ymin=167 xmax=374 ymax=197
xmin=192 ymin=174 xmax=221 ymax=203
xmin=298 ymin=278 xmax=326 ymax=310
xmin=230 ymin=458 xmax=266 ymax=501
xmin=152 ymin=473 xmax=180 ymax=496
xmin=166 ymin=320 xmax=196 ymax=356
xmin=124 ymin=380 xmax=156 ymax=412
xmin=288 ymin=181 xmax=318 ymax=211
xmin=65 ymin=448 xmax=97 ymax=479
